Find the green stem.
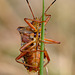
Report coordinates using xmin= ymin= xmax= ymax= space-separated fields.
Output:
xmin=40 ymin=0 xmax=45 ymax=75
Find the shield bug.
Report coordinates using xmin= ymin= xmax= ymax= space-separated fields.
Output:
xmin=15 ymin=0 xmax=60 ymax=73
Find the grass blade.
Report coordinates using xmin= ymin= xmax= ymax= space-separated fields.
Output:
xmin=39 ymin=0 xmax=45 ymax=75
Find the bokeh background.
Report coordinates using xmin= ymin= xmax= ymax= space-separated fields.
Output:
xmin=0 ymin=0 xmax=75 ymax=75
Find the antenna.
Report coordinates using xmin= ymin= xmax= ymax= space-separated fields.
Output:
xmin=26 ymin=0 xmax=35 ymax=19
xmin=40 ymin=0 xmax=56 ymax=20
xmin=45 ymin=0 xmax=56 ymax=13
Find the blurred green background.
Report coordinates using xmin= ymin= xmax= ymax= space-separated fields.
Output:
xmin=0 ymin=0 xmax=75 ymax=75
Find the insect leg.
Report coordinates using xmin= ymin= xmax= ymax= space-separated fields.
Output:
xmin=45 ymin=14 xmax=51 ymax=25
xmin=20 ymin=45 xmax=36 ymax=53
xmin=24 ymin=18 xmax=37 ymax=31
xmin=20 ymin=40 xmax=34 ymax=52
xmin=39 ymin=14 xmax=51 ymax=32
xmin=44 ymin=38 xmax=60 ymax=44
xmin=40 ymin=38 xmax=60 ymax=44
xmin=24 ymin=18 xmax=45 ymax=32
xmin=20 ymin=47 xmax=45 ymax=53
xmin=24 ymin=18 xmax=45 ymax=23
xmin=43 ymin=50 xmax=50 ymax=67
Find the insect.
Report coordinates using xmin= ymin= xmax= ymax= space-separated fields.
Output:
xmin=15 ymin=0 xmax=60 ymax=73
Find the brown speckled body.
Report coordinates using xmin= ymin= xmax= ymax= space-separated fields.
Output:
xmin=17 ymin=20 xmax=42 ymax=72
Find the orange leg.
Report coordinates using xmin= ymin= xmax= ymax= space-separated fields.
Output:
xmin=39 ymin=14 xmax=51 ymax=32
xmin=40 ymin=13 xmax=51 ymax=25
xmin=20 ymin=40 xmax=34 ymax=52
xmin=45 ymin=14 xmax=51 ymax=25
xmin=20 ymin=49 xmax=45 ymax=53
xmin=24 ymin=18 xmax=37 ymax=31
xmin=24 ymin=18 xmax=46 ymax=32
xmin=40 ymin=38 xmax=60 ymax=44
xmin=24 ymin=18 xmax=45 ymax=23
xmin=21 ymin=45 xmax=36 ymax=53
xmin=44 ymin=38 xmax=60 ymax=44
xmin=44 ymin=50 xmax=50 ymax=67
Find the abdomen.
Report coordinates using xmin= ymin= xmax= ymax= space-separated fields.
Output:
xmin=23 ymin=48 xmax=40 ymax=72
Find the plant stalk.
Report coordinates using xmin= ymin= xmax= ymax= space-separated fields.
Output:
xmin=39 ymin=0 xmax=45 ymax=75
